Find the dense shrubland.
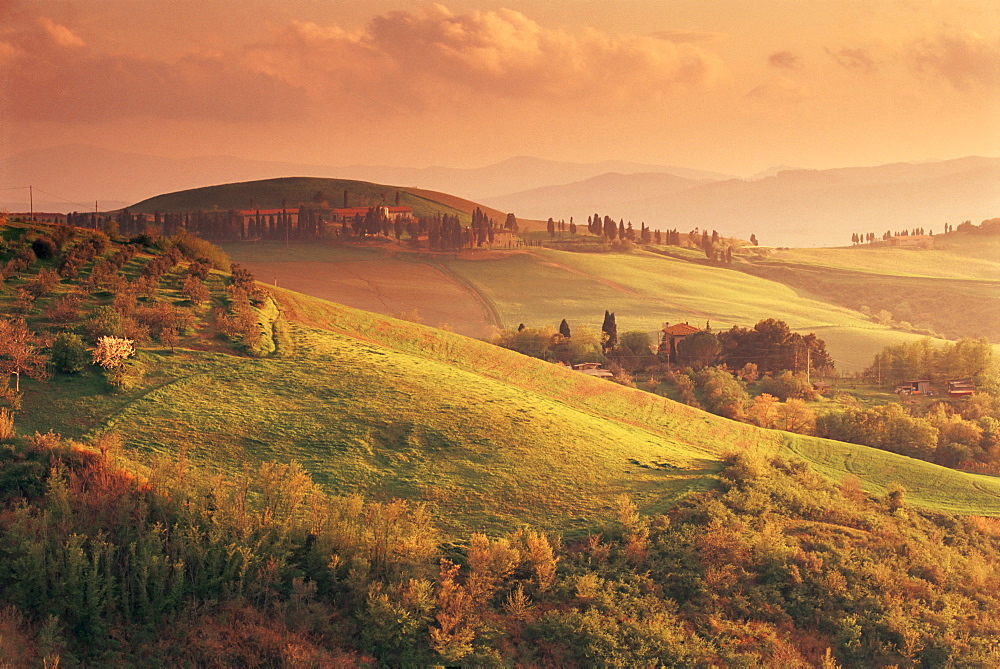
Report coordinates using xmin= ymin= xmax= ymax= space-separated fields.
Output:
xmin=0 ymin=434 xmax=998 ymax=665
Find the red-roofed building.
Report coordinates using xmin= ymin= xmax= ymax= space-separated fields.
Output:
xmin=660 ymin=322 xmax=701 ymax=358
xmin=332 ymin=206 xmax=413 ymax=222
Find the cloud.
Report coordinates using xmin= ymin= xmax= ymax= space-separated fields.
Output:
xmin=908 ymin=31 xmax=1000 ymax=89
xmin=650 ymin=29 xmax=729 ymax=44
xmin=747 ymin=77 xmax=809 ymax=103
xmin=768 ymin=51 xmax=802 ymax=70
xmin=2 ymin=5 xmax=731 ymax=125
xmin=0 ymin=17 xmax=308 ymax=123
xmin=245 ymin=5 xmax=730 ymax=108
xmin=826 ymin=47 xmax=878 ymax=74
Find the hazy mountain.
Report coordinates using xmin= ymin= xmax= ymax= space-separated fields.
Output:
xmin=484 ymin=157 xmax=1000 ymax=247
xmin=0 ymin=145 xmax=732 ymax=213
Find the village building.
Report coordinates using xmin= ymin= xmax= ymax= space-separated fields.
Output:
xmin=331 ymin=206 xmax=413 ymax=222
xmin=887 ymin=235 xmax=934 ymax=249
xmin=659 ymin=322 xmax=701 ymax=358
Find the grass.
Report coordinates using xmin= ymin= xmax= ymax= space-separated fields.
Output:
xmin=441 ymin=247 xmax=948 ymax=372
xmin=219 ymin=241 xmax=388 ymax=263
xmin=8 ymin=219 xmax=1000 ymax=538
xmin=128 ymin=176 xmax=473 ymax=224
xmin=218 ymin=237 xmax=997 ymax=372
xmin=765 ymin=233 xmax=1000 ymax=280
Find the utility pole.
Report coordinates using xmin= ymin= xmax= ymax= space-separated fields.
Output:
xmin=29 ymin=185 xmax=34 ymax=221
xmin=806 ymin=347 xmax=811 ymax=385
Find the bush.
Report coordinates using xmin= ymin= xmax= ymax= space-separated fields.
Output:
xmin=756 ymin=371 xmax=816 ymax=401
xmin=50 ymin=333 xmax=89 ymax=374
xmin=31 ymin=236 xmax=57 ymax=260
xmin=173 ymin=232 xmax=231 ymax=271
xmin=0 ymin=408 xmax=13 ymax=441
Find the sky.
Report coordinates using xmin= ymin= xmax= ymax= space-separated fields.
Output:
xmin=2 ymin=0 xmax=999 ymax=175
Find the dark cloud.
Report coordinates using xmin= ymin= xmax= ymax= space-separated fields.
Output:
xmin=826 ymin=48 xmax=877 ymax=74
xmin=650 ymin=29 xmax=729 ymax=44
xmin=768 ymin=51 xmax=802 ymax=70
xmin=908 ymin=32 xmax=1000 ymax=89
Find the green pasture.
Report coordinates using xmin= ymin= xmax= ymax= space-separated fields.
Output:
xmin=765 ymin=234 xmax=1000 ymax=280
xmin=8 ymin=262 xmax=1000 ymax=536
xmin=442 ymin=248 xmax=929 ymax=371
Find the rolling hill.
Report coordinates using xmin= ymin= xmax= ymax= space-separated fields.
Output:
xmin=223 ymin=230 xmax=999 ymax=373
xmin=3 ymin=219 xmax=999 ymax=541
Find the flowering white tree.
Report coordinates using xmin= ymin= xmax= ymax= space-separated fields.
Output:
xmin=93 ymin=336 xmax=135 ymax=369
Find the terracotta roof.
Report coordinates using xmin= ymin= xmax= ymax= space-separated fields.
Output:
xmin=333 ymin=206 xmax=412 ymax=215
xmin=662 ymin=323 xmax=700 ymax=336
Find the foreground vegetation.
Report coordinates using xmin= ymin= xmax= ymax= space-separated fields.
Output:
xmin=1 ymin=437 xmax=998 ymax=666
xmin=4 ymin=217 xmax=1000 ymax=664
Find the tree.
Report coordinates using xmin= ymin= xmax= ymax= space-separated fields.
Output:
xmin=750 ymin=233 xmax=758 ymax=246
xmin=677 ymin=331 xmax=721 ymax=369
xmin=0 ymin=317 xmax=49 ymax=392
xmin=601 ymin=311 xmax=618 ymax=350
xmin=93 ymin=336 xmax=135 ymax=370
xmin=558 ymin=319 xmax=571 ymax=338
xmin=50 ymin=333 xmax=88 ymax=374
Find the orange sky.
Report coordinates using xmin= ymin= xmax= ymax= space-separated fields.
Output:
xmin=2 ymin=0 xmax=998 ymax=174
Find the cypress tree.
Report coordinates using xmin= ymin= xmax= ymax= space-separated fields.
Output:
xmin=559 ymin=319 xmax=571 ymax=338
xmin=601 ymin=311 xmax=617 ymax=350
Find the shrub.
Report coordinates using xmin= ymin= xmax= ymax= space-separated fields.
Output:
xmin=0 ymin=408 xmax=13 ymax=441
xmin=50 ymin=333 xmax=89 ymax=374
xmin=757 ymin=371 xmax=816 ymax=401
xmin=44 ymin=292 xmax=83 ymax=326
xmin=172 ymin=232 xmax=231 ymax=271
xmin=31 ymin=236 xmax=57 ymax=260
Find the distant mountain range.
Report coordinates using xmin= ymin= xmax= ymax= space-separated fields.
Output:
xmin=2 ymin=144 xmax=996 ymax=247
xmin=0 ymin=144 xmax=730 ymax=213
xmin=483 ymin=157 xmax=1000 ymax=247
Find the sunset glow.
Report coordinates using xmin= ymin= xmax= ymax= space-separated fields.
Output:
xmin=3 ymin=0 xmax=998 ymax=175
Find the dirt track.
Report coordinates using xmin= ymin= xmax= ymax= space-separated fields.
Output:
xmin=240 ymin=260 xmax=497 ymax=339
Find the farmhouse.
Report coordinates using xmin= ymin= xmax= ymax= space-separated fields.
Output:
xmin=332 ymin=206 xmax=413 ymax=222
xmin=888 ymin=235 xmax=934 ymax=249
xmin=660 ymin=322 xmax=701 ymax=358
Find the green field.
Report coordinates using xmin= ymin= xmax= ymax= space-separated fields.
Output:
xmin=26 ymin=285 xmax=993 ymax=536
xmin=219 ymin=237 xmax=999 ymax=373
xmin=766 ymin=234 xmax=1000 ymax=280
xmin=442 ymin=247 xmax=974 ymax=372
xmin=7 ymin=220 xmax=1000 ymax=538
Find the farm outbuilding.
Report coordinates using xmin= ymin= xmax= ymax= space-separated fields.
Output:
xmin=947 ymin=378 xmax=975 ymax=397
xmin=895 ymin=380 xmax=932 ymax=396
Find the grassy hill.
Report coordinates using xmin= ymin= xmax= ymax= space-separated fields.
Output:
xmin=128 ymin=176 xmax=475 ymax=224
xmin=8 ymin=218 xmax=1000 ymax=666
xmin=4 ymin=218 xmax=1000 ymax=539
